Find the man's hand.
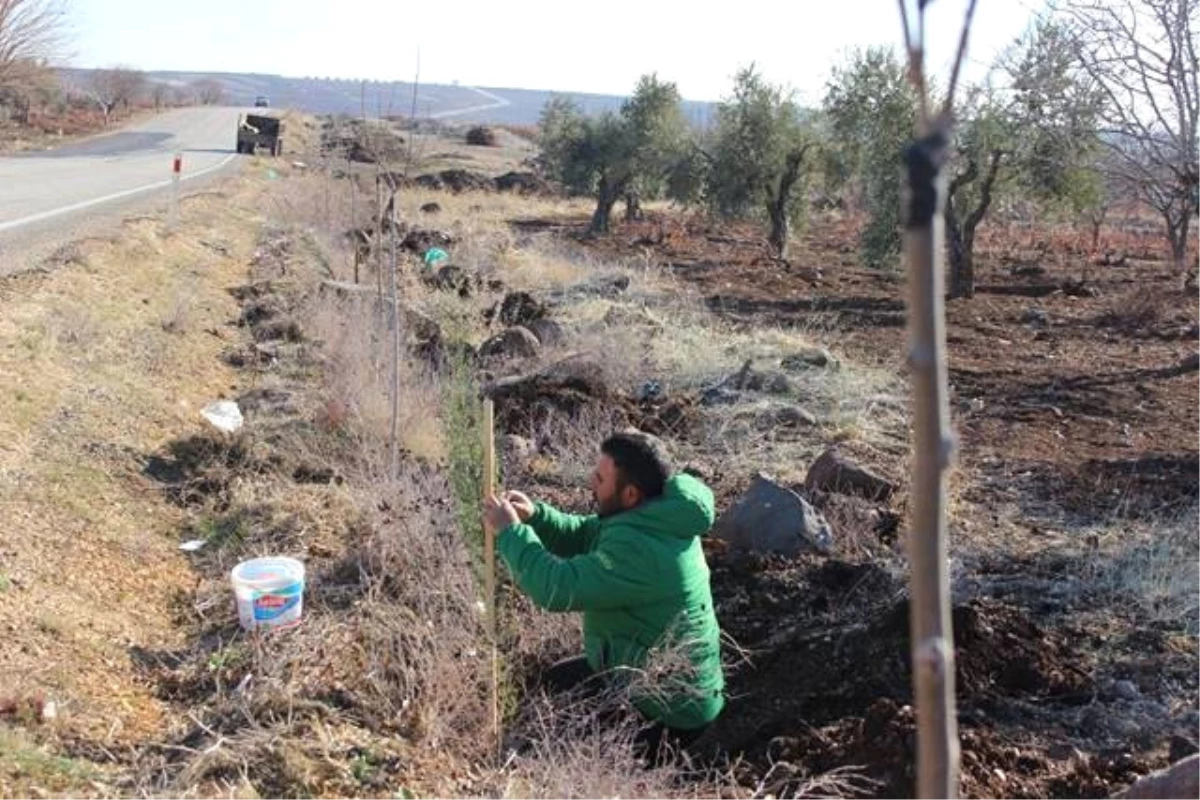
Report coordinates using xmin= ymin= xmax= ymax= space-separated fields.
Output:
xmin=483 ymin=494 xmax=520 ymax=537
xmin=503 ymin=490 xmax=536 ymax=522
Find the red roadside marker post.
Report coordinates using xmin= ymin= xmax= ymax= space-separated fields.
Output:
xmin=168 ymin=152 xmax=182 ymax=232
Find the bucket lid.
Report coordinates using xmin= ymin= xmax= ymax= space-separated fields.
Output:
xmin=231 ymin=556 xmax=305 ymax=588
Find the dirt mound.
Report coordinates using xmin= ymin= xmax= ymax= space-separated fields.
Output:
xmin=494 ymin=171 xmax=554 ymax=195
xmin=415 ymin=169 xmax=494 ymax=193
xmin=696 ymin=558 xmax=1113 ymax=798
xmin=489 ymin=359 xmax=615 ymax=436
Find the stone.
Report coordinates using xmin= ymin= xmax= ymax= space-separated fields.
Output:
xmin=526 ymin=318 xmax=565 ymax=347
xmin=700 ymin=386 xmax=742 ymax=407
xmin=638 ymin=380 xmax=665 ymax=402
xmin=478 ymin=327 xmax=541 ymax=360
xmin=804 ymin=448 xmax=896 ymax=501
xmin=1169 ymin=734 xmax=1198 ymax=762
xmin=1113 ymin=679 xmax=1141 ymax=701
xmin=499 ymin=291 xmax=548 ymax=327
xmin=781 ymin=347 xmax=840 ymax=371
xmin=603 ymin=304 xmax=663 ymax=331
xmin=1021 ymin=307 xmax=1050 ymax=327
xmin=502 ymin=434 xmax=536 ymax=467
xmin=764 ymin=404 xmax=818 ymax=428
xmin=713 ymin=474 xmax=834 ymax=556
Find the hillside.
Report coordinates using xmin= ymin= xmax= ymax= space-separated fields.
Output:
xmin=57 ymin=68 xmax=717 ymax=126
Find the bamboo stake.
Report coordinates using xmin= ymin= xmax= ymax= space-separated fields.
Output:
xmin=481 ymin=398 xmax=500 ymax=751
xmin=902 ymin=124 xmax=960 ymax=799
xmin=896 ymin=1 xmax=977 ymax=795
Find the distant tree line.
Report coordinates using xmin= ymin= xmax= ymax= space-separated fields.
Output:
xmin=536 ymin=0 xmax=1197 ymax=294
xmin=0 ymin=0 xmax=227 ymax=130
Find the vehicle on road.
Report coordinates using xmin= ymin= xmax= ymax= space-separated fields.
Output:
xmin=254 ymin=95 xmax=270 ymax=107
xmin=236 ymin=113 xmax=283 ymax=156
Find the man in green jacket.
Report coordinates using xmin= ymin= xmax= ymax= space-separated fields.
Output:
xmin=482 ymin=431 xmax=724 ymax=757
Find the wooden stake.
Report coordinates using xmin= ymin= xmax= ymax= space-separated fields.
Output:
xmin=481 ymin=398 xmax=500 ymax=751
xmin=902 ymin=127 xmax=960 ymax=798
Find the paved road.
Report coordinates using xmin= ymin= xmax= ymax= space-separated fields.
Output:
xmin=0 ymin=107 xmax=245 ymax=238
xmin=429 ymin=86 xmax=512 ymax=120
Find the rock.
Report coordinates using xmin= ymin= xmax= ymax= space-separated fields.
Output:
xmin=428 ymin=264 xmax=468 ymax=293
xmin=526 ymin=318 xmax=565 ymax=347
xmin=434 ymin=168 xmax=494 ymax=193
xmin=478 ymin=327 xmax=541 ymax=360
xmin=638 ymin=380 xmax=665 ymax=402
xmin=781 ymin=347 xmax=839 ymax=371
xmin=1169 ymin=734 xmax=1198 ymax=762
xmin=420 ymin=202 xmax=442 ymax=214
xmin=713 ymin=474 xmax=834 ymax=556
xmin=728 ymin=363 xmax=795 ymax=395
xmin=499 ymin=291 xmax=548 ymax=327
xmin=603 ymin=304 xmax=663 ymax=331
xmin=401 ymin=227 xmax=456 ymax=254
xmin=1010 ymin=263 xmax=1047 ymax=278
xmin=1113 ymin=679 xmax=1141 ymax=701
xmin=502 ymin=434 xmax=536 ymax=466
xmin=766 ymin=404 xmax=818 ymax=428
xmin=755 ymin=371 xmax=796 ymax=395
xmin=237 ymin=388 xmax=297 ymax=417
xmin=466 ymin=125 xmax=498 ymax=146
xmin=700 ymin=386 xmax=742 ymax=407
xmin=1021 ymin=307 xmax=1050 ymax=327
xmin=1061 ymin=278 xmax=1099 ymax=297
xmin=804 ymin=448 xmax=896 ymax=501
xmin=494 ymin=171 xmax=552 ymax=195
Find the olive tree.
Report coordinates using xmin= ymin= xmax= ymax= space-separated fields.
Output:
xmin=946 ymin=21 xmax=1105 ymax=297
xmin=537 ymin=75 xmax=689 ymax=235
xmin=823 ymin=47 xmax=919 ymax=268
xmin=705 ymin=65 xmax=814 ymax=259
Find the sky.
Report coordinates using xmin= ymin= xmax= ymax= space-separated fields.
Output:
xmin=69 ymin=0 xmax=1049 ymax=103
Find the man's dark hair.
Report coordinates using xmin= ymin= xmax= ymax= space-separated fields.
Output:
xmin=601 ymin=431 xmax=672 ymax=500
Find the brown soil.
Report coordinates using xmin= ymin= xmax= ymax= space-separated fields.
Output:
xmin=504 ymin=209 xmax=1198 ymax=798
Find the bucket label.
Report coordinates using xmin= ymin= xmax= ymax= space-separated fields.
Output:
xmin=253 ymin=583 xmax=302 ymax=622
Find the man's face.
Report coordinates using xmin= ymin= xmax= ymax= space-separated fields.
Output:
xmin=592 ymin=453 xmax=633 ymax=518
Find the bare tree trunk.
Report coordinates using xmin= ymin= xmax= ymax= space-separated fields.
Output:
xmin=945 ymin=150 xmax=1002 ymax=299
xmin=945 ymin=206 xmax=966 ymax=297
xmin=1167 ymin=209 xmax=1191 ymax=273
xmin=903 ymin=124 xmax=961 ymax=800
xmin=589 ymin=176 xmax=624 ymax=235
xmin=766 ymin=146 xmax=810 ymax=259
xmin=624 ymin=189 xmax=643 ymax=222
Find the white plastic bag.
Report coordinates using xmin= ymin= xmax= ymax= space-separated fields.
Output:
xmin=201 ymin=400 xmax=243 ymax=434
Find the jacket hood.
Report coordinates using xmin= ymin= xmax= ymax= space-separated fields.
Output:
xmin=604 ymin=473 xmax=715 ymax=539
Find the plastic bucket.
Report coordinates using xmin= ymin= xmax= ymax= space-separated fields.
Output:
xmin=230 ymin=557 xmax=305 ymax=631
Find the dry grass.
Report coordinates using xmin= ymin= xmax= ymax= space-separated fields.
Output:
xmin=1082 ymin=503 xmax=1199 ymax=634
xmin=0 ymin=172 xmax=270 ymax=797
xmin=307 ymin=296 xmax=445 ymax=462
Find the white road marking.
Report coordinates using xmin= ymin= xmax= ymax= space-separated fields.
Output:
xmin=429 ymin=86 xmax=512 ymax=119
xmin=0 ymin=152 xmax=238 ymax=234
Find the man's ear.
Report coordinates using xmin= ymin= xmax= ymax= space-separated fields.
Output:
xmin=620 ymin=483 xmax=643 ymax=510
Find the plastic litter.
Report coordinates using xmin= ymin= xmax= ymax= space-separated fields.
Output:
xmin=179 ymin=539 xmax=207 ymax=552
xmin=423 ymin=247 xmax=449 ymax=267
xmin=231 ymin=557 xmax=306 ymax=631
xmin=201 ymin=400 xmax=244 ymax=434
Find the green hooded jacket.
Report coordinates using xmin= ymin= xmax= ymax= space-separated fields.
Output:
xmin=496 ymin=474 xmax=724 ymax=730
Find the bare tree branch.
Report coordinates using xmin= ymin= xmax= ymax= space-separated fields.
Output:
xmin=1057 ymin=0 xmax=1199 ymax=269
xmin=0 ymin=0 xmax=65 ymax=91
